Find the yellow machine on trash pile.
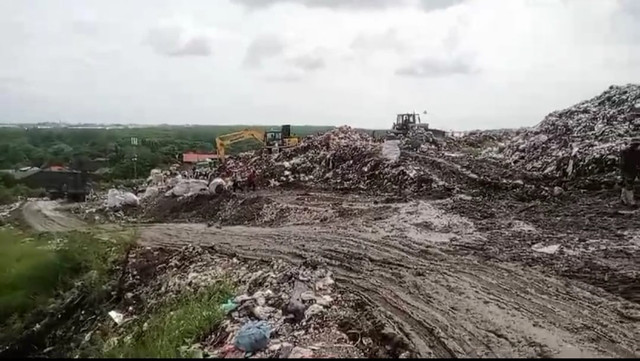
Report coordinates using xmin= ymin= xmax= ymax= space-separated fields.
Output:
xmin=215 ymin=124 xmax=301 ymax=161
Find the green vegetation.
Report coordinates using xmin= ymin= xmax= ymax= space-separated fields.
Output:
xmin=0 ymin=227 xmax=135 ymax=352
xmin=0 ymin=125 xmax=335 ymax=179
xmin=0 ymin=173 xmax=44 ymax=204
xmin=102 ymin=283 xmax=233 ymax=358
xmin=0 ymin=225 xmax=233 ymax=358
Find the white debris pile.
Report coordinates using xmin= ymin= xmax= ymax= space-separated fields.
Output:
xmin=164 ymin=179 xmax=210 ymax=197
xmin=500 ymin=84 xmax=640 ymax=181
xmin=105 ymin=189 xmax=139 ymax=209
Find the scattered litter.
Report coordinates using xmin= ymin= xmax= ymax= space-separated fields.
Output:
xmin=315 ymin=275 xmax=335 ymax=290
xmin=532 ymin=243 xmax=561 ymax=255
xmin=108 ymin=310 xmax=124 ymax=325
xmin=301 ymin=291 xmax=316 ymax=301
xmin=316 ymin=295 xmax=333 ymax=306
xmin=288 ymin=346 xmax=314 ymax=358
xmin=304 ymin=304 xmax=324 ymax=319
xmin=234 ymin=294 xmax=252 ymax=303
xmin=221 ymin=299 xmax=238 ymax=314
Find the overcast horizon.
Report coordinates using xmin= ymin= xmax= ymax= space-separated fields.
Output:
xmin=1 ymin=0 xmax=639 ymax=131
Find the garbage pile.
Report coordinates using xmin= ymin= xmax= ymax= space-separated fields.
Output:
xmin=223 ymin=126 xmax=435 ymax=194
xmin=444 ymin=129 xmax=521 ymax=153
xmin=115 ymin=245 xmax=372 ymax=358
xmin=500 ymin=84 xmax=640 ymax=182
xmin=398 ymin=128 xmax=440 ymax=152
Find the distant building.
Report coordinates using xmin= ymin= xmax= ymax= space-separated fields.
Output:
xmin=182 ymin=152 xmax=219 ymax=164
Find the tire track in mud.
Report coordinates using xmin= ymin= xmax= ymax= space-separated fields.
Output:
xmin=138 ymin=221 xmax=640 ymax=358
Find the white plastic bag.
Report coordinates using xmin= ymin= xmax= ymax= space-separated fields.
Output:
xmin=165 ymin=179 xmax=209 ymax=197
xmin=106 ymin=189 xmax=139 ymax=209
xmin=141 ymin=186 xmax=159 ymax=199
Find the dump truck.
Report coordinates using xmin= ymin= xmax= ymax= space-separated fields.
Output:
xmin=19 ymin=169 xmax=91 ymax=202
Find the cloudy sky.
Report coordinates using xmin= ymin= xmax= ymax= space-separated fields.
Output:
xmin=1 ymin=0 xmax=639 ymax=130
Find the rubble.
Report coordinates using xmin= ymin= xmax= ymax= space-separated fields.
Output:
xmin=500 ymin=84 xmax=640 ymax=184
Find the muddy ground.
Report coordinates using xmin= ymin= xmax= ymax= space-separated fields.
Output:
xmin=18 ymin=147 xmax=640 ymax=358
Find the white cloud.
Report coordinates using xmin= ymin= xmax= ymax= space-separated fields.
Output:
xmin=289 ymin=53 xmax=325 ymax=71
xmin=230 ymin=0 xmax=465 ymax=11
xmin=351 ymin=28 xmax=406 ymax=53
xmin=244 ymin=34 xmax=286 ymax=68
xmin=0 ymin=0 xmax=639 ymax=130
xmin=145 ymin=26 xmax=213 ymax=57
xmin=396 ymin=56 xmax=476 ymax=77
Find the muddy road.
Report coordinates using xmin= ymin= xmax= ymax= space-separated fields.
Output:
xmin=137 ymin=192 xmax=640 ymax=358
xmin=22 ymin=200 xmax=86 ymax=232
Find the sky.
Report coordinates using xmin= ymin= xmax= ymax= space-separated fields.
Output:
xmin=1 ymin=0 xmax=639 ymax=131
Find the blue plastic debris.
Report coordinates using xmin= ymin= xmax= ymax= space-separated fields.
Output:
xmin=234 ymin=320 xmax=272 ymax=352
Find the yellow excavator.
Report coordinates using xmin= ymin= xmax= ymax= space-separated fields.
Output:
xmin=215 ymin=125 xmax=301 ymax=161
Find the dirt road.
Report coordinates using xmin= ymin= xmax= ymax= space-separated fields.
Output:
xmin=137 ymin=194 xmax=640 ymax=358
xmin=22 ymin=200 xmax=86 ymax=232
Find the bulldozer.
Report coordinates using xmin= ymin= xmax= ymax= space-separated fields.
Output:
xmin=385 ymin=112 xmax=429 ymax=140
xmin=215 ymin=125 xmax=301 ymax=161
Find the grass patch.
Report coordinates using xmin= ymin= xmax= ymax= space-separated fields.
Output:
xmin=104 ymin=282 xmax=234 ymax=358
xmin=0 ymin=184 xmax=45 ymax=205
xmin=0 ymin=227 xmax=135 ymax=350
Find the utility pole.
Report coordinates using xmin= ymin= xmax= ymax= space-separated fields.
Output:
xmin=131 ymin=137 xmax=139 ymax=179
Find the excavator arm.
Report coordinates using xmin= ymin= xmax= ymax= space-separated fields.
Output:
xmin=215 ymin=129 xmax=265 ymax=161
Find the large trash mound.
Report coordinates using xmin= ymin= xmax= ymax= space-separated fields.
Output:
xmin=500 ymin=84 xmax=640 ymax=184
xmin=222 ymin=126 xmax=434 ymax=194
